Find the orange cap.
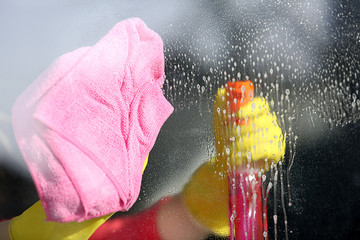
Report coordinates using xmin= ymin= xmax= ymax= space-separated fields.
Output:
xmin=225 ymin=80 xmax=254 ymax=125
xmin=225 ymin=80 xmax=254 ymax=111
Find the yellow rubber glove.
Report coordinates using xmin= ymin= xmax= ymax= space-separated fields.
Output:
xmin=181 ymin=81 xmax=285 ymax=236
xmin=214 ymin=94 xmax=286 ymax=170
xmin=181 ymin=159 xmax=229 ymax=236
xmin=8 ymin=155 xmax=149 ymax=240
xmin=8 ymin=201 xmax=112 ymax=240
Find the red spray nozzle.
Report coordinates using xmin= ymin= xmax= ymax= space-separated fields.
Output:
xmin=225 ymin=80 xmax=255 ymax=126
xmin=225 ymin=80 xmax=254 ymax=112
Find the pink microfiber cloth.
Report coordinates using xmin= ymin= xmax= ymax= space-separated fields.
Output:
xmin=12 ymin=18 xmax=174 ymax=223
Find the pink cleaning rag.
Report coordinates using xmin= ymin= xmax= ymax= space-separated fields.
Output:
xmin=12 ymin=18 xmax=174 ymax=223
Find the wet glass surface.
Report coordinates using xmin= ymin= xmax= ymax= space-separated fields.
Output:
xmin=1 ymin=0 xmax=360 ymax=239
